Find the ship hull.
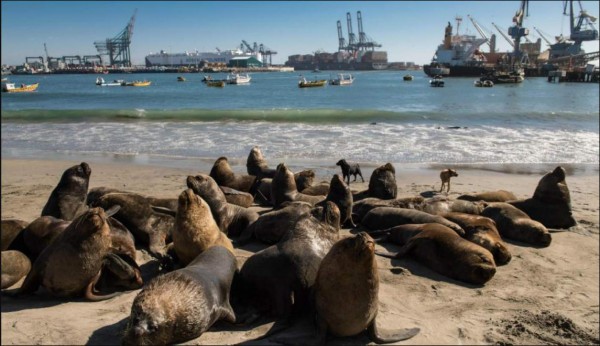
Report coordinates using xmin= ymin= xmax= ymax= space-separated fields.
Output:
xmin=424 ymin=64 xmax=492 ymax=77
xmin=285 ymin=61 xmax=388 ymax=71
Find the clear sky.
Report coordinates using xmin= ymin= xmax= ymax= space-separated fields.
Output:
xmin=1 ymin=1 xmax=599 ymax=66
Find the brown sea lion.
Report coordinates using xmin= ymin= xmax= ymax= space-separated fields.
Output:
xmin=1 ymin=219 xmax=29 ymax=252
xmin=376 ymin=223 xmax=497 ymax=285
xmin=93 ymin=192 xmax=174 ymax=257
xmin=362 ymin=207 xmax=465 ymax=236
xmin=310 ymin=232 xmax=420 ymax=343
xmin=41 ymin=162 xmax=91 ymax=221
xmin=458 ymin=190 xmax=518 ymax=202
xmin=318 ymin=174 xmax=355 ymax=227
xmin=418 ymin=197 xmax=487 ymax=216
xmin=210 ymin=156 xmax=257 ymax=193
xmin=294 ymin=169 xmax=316 ymax=192
xmin=509 ymin=166 xmax=576 ymax=229
xmin=96 ymin=253 xmax=143 ymax=293
xmin=186 ymin=174 xmax=259 ymax=237
xmin=1 ymin=250 xmax=32 ymax=289
xmin=236 ymin=201 xmax=340 ymax=320
xmin=442 ymin=212 xmax=512 ymax=265
xmin=122 ymin=246 xmax=237 ymax=345
xmin=173 ymin=189 xmax=233 ymax=266
xmin=235 ymin=202 xmax=314 ymax=245
xmin=22 ymin=216 xmax=70 ymax=261
xmin=220 ymin=186 xmax=254 ymax=208
xmin=106 ymin=217 xmax=137 ymax=262
xmin=482 ymin=202 xmax=552 ymax=247
xmin=352 ymin=196 xmax=426 ymax=224
xmin=88 ymin=187 xmax=178 ymax=213
xmin=17 ymin=206 xmax=122 ymax=300
xmin=271 ymin=163 xmax=326 ymax=208
xmin=247 ymin=146 xmax=277 ymax=180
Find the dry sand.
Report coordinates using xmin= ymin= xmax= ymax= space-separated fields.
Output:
xmin=1 ymin=158 xmax=598 ymax=345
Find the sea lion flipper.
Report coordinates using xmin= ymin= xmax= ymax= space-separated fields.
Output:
xmin=84 ymin=269 xmax=121 ymax=301
xmin=16 ymin=261 xmax=44 ymax=295
xmin=219 ymin=302 xmax=236 ymax=323
xmin=151 ymin=206 xmax=176 ymax=217
xmin=367 ymin=319 xmax=420 ymax=343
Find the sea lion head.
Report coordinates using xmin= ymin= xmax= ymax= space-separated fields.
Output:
xmin=178 ymin=189 xmax=201 ymax=210
xmin=77 ymin=206 xmax=119 ymax=237
xmin=59 ymin=162 xmax=91 ymax=189
xmin=321 ymin=201 xmax=341 ymax=230
xmin=533 ymin=166 xmax=571 ymax=205
xmin=369 ymin=162 xmax=397 ymax=200
xmin=341 ymin=232 xmax=376 ymax=262
xmin=463 ymin=250 xmax=496 ymax=285
xmin=295 ymin=170 xmax=316 ymax=191
xmin=330 ymin=174 xmax=348 ymax=192
xmin=248 ymin=146 xmax=266 ymax=164
xmin=123 ymin=291 xmax=171 ymax=345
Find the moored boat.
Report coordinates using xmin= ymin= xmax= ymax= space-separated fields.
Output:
xmin=298 ymin=76 xmax=327 ymax=88
xmin=329 ymin=73 xmax=354 ymax=85
xmin=202 ymin=75 xmax=213 ymax=83
xmin=177 ymin=76 xmax=186 ymax=82
xmin=122 ymin=80 xmax=152 ymax=87
xmin=429 ymin=75 xmax=445 ymax=87
xmin=2 ymin=82 xmax=39 ymax=93
xmin=226 ymin=73 xmax=251 ymax=84
xmin=403 ymin=74 xmax=414 ymax=81
xmin=95 ymin=77 xmax=121 ymax=86
xmin=206 ymin=80 xmax=225 ymax=87
xmin=474 ymin=79 xmax=494 ymax=87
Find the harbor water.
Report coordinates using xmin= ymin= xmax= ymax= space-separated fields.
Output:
xmin=2 ymin=71 xmax=598 ymax=176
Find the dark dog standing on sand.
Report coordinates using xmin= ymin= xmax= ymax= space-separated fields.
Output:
xmin=336 ymin=159 xmax=364 ymax=185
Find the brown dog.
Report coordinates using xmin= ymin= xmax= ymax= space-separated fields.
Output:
xmin=440 ymin=169 xmax=458 ymax=193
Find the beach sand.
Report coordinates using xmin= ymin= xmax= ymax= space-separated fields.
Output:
xmin=1 ymin=158 xmax=599 ymax=345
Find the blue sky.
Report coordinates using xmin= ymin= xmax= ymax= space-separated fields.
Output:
xmin=2 ymin=1 xmax=599 ymax=66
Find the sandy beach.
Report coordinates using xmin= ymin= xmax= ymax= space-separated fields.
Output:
xmin=1 ymin=157 xmax=598 ymax=345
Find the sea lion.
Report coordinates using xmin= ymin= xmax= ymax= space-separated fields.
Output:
xmin=96 ymin=253 xmax=143 ymax=293
xmin=271 ymin=163 xmax=326 ymax=208
xmin=17 ymin=206 xmax=122 ymax=300
xmin=362 ymin=207 xmax=465 ymax=236
xmin=294 ymin=169 xmax=316 ymax=192
xmin=122 ymin=246 xmax=237 ymax=345
xmin=442 ymin=212 xmax=512 ymax=265
xmin=458 ymin=190 xmax=518 ymax=202
xmin=1 ymin=250 xmax=32 ymax=289
xmin=186 ymin=174 xmax=259 ymax=237
xmin=41 ymin=162 xmax=91 ymax=221
xmin=220 ymin=186 xmax=254 ymax=208
xmin=210 ymin=156 xmax=257 ymax=193
xmin=309 ymin=232 xmax=420 ymax=343
xmin=93 ymin=192 xmax=174 ymax=257
xmin=418 ymin=197 xmax=487 ymax=216
xmin=318 ymin=174 xmax=355 ymax=227
xmin=236 ymin=201 xmax=340 ymax=320
xmin=376 ymin=223 xmax=497 ymax=285
xmin=362 ymin=162 xmax=398 ymax=201
xmin=1 ymin=219 xmax=29 ymax=252
xmin=235 ymin=202 xmax=314 ymax=245
xmin=173 ymin=189 xmax=233 ymax=266
xmin=88 ymin=187 xmax=178 ymax=213
xmin=246 ymin=146 xmax=277 ymax=180
xmin=352 ymin=196 xmax=425 ymax=224
xmin=509 ymin=166 xmax=576 ymax=229
xmin=481 ymin=202 xmax=552 ymax=247
xmin=106 ymin=217 xmax=137 ymax=261
xmin=22 ymin=216 xmax=70 ymax=261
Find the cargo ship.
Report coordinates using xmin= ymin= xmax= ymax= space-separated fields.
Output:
xmin=423 ymin=18 xmax=492 ymax=77
xmin=286 ymin=50 xmax=388 ymax=71
xmin=145 ymin=48 xmax=262 ymax=67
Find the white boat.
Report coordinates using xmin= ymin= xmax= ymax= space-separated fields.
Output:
xmin=95 ymin=77 xmax=121 ymax=87
xmin=226 ymin=73 xmax=251 ymax=84
xmin=329 ymin=73 xmax=354 ymax=86
xmin=145 ymin=48 xmax=262 ymax=67
xmin=429 ymin=75 xmax=445 ymax=87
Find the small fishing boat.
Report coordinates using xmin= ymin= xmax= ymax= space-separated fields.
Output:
xmin=2 ymin=82 xmax=39 ymax=93
xmin=403 ymin=74 xmax=414 ymax=81
xmin=474 ymin=79 xmax=494 ymax=87
xmin=95 ymin=77 xmax=121 ymax=86
xmin=202 ymin=75 xmax=213 ymax=83
xmin=429 ymin=75 xmax=445 ymax=87
xmin=226 ymin=73 xmax=251 ymax=84
xmin=206 ymin=80 xmax=225 ymax=87
xmin=298 ymin=76 xmax=327 ymax=88
xmin=329 ymin=73 xmax=354 ymax=86
xmin=177 ymin=76 xmax=186 ymax=82
xmin=122 ymin=80 xmax=152 ymax=87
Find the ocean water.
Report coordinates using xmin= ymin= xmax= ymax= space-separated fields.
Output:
xmin=2 ymin=71 xmax=598 ymax=175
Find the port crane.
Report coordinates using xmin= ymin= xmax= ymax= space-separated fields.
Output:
xmin=355 ymin=11 xmax=381 ymax=51
xmin=533 ymin=27 xmax=553 ymax=46
xmin=468 ymin=15 xmax=497 ymax=52
xmin=563 ymin=0 xmax=598 ymax=45
xmin=336 ymin=20 xmax=346 ymax=51
xmin=94 ymin=9 xmax=137 ymax=67
xmin=507 ymin=0 xmax=530 ymax=67
xmin=346 ymin=12 xmax=357 ymax=52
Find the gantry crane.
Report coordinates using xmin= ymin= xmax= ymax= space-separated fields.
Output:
xmin=468 ymin=15 xmax=497 ymax=52
xmin=508 ymin=0 xmax=530 ymax=66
